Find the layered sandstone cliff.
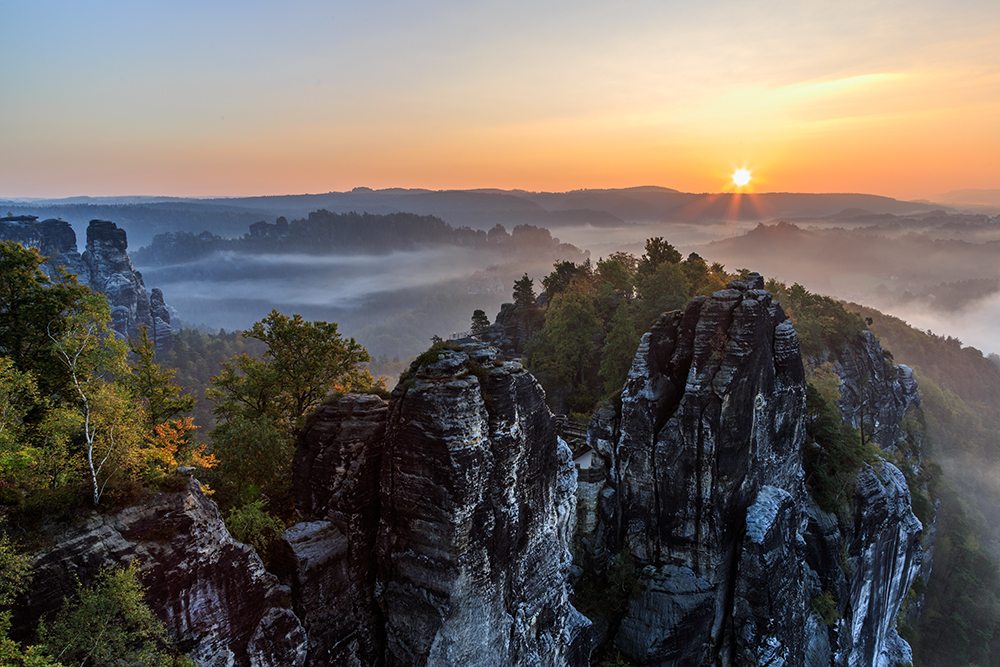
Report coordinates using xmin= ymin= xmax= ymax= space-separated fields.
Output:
xmin=286 ymin=345 xmax=591 ymax=666
xmin=579 ymin=274 xmax=928 ymax=667
xmin=0 ymin=216 xmax=173 ymax=350
xmin=17 ymin=473 xmax=305 ymax=667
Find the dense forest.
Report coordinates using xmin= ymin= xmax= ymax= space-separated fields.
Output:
xmin=131 ymin=211 xmax=586 ymax=265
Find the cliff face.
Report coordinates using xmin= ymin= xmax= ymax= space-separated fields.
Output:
xmin=582 ymin=274 xmax=928 ymax=667
xmin=285 ymin=345 xmax=590 ymax=667
xmin=0 ymin=216 xmax=173 ymax=350
xmin=18 ymin=474 xmax=306 ymax=667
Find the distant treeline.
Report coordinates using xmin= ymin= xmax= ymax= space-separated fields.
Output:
xmin=132 ymin=210 xmax=585 ymax=265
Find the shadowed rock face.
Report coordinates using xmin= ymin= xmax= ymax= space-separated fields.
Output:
xmin=0 ymin=217 xmax=173 ymax=350
xmin=584 ymin=274 xmax=928 ymax=667
xmin=277 ymin=393 xmax=389 ymax=666
xmin=17 ymin=475 xmax=306 ymax=667
xmin=286 ymin=345 xmax=591 ymax=667
xmin=826 ymin=330 xmax=919 ymax=450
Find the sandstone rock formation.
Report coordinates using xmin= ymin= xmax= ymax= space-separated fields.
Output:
xmin=0 ymin=216 xmax=173 ymax=350
xmin=580 ymin=274 xmax=928 ymax=667
xmin=285 ymin=344 xmax=591 ymax=667
xmin=18 ymin=474 xmax=306 ymax=667
xmin=11 ymin=271 xmax=931 ymax=667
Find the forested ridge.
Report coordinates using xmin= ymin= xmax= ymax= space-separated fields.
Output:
xmin=131 ymin=210 xmax=586 ymax=266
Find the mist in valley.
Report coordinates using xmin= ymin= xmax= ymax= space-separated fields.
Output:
xmin=135 ymin=244 xmax=570 ymax=360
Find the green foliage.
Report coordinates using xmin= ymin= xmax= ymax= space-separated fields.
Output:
xmin=572 ymin=548 xmax=637 ymax=622
xmin=126 ymin=328 xmax=195 ymax=428
xmin=526 ymin=282 xmax=601 ymax=412
xmin=910 ymin=484 xmax=1000 ymax=666
xmin=519 ymin=237 xmax=738 ymax=413
xmin=513 ymin=274 xmax=536 ymax=309
xmin=206 ymin=311 xmax=376 ymax=517
xmin=599 ymin=302 xmax=640 ymax=397
xmin=572 ymin=548 xmax=638 ymax=664
xmin=0 ymin=241 xmax=94 ymax=400
xmin=210 ymin=310 xmax=374 ymax=432
xmin=36 ymin=561 xmax=188 ymax=666
xmin=598 ymin=654 xmax=637 ymax=667
xmin=470 ymin=309 xmax=490 ymax=335
xmin=802 ymin=382 xmax=877 ymax=518
xmin=225 ymin=498 xmax=286 ymax=568
xmin=542 ymin=260 xmax=592 ymax=298
xmin=765 ymin=281 xmax=865 ymax=358
xmin=811 ymin=590 xmax=841 ymax=626
xmin=0 ymin=534 xmax=30 ymax=606
xmin=157 ymin=328 xmax=268 ymax=435
xmin=0 ymin=357 xmax=39 ymax=474
xmin=638 ymin=237 xmax=682 ymax=269
xmin=206 ymin=415 xmax=292 ymax=514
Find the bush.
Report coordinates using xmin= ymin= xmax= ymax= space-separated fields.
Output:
xmin=225 ymin=499 xmax=285 ymax=568
xmin=36 ymin=561 xmax=191 ymax=666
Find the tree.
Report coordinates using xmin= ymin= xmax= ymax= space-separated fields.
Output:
xmin=37 ymin=561 xmax=188 ymax=666
xmin=208 ymin=311 xmax=378 ymax=516
xmin=126 ymin=327 xmax=195 ymax=428
xmin=470 ymin=309 xmax=490 ymax=336
xmin=0 ymin=357 xmax=38 ymax=473
xmin=209 ymin=310 xmax=375 ymax=433
xmin=528 ymin=282 xmax=601 ymax=412
xmin=49 ymin=292 xmax=145 ymax=505
xmin=638 ymin=237 xmax=682 ymax=272
xmin=542 ymin=261 xmax=591 ymax=298
xmin=513 ymin=274 xmax=537 ymax=311
xmin=0 ymin=241 xmax=93 ymax=400
xmin=599 ymin=302 xmax=640 ymax=396
xmin=596 ymin=254 xmax=636 ymax=300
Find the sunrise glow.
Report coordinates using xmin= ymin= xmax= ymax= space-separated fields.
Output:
xmin=2 ymin=2 xmax=1000 ymax=200
xmin=733 ymin=170 xmax=751 ymax=187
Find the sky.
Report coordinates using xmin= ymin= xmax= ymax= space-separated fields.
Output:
xmin=3 ymin=0 xmax=1000 ymax=200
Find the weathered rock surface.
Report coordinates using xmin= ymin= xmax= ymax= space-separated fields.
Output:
xmin=378 ymin=346 xmax=586 ymax=667
xmin=285 ymin=345 xmax=591 ymax=667
xmin=821 ymin=329 xmax=919 ymax=450
xmin=0 ymin=216 xmax=173 ymax=350
xmin=580 ymin=273 xmax=929 ymax=667
xmin=17 ymin=475 xmax=306 ymax=667
xmin=276 ymin=393 xmax=388 ymax=666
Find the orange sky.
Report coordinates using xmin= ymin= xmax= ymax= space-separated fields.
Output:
xmin=3 ymin=1 xmax=999 ymax=200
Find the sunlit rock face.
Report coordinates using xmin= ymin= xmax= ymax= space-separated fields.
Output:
xmin=0 ymin=217 xmax=173 ymax=350
xmin=583 ymin=273 xmax=928 ymax=667
xmin=19 ymin=475 xmax=306 ymax=667
xmin=286 ymin=345 xmax=591 ymax=667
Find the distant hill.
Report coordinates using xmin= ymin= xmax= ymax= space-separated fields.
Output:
xmin=934 ymin=188 xmax=1000 ymax=213
xmin=1 ymin=187 xmax=952 ymax=247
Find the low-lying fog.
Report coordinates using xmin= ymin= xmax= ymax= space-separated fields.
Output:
xmin=137 ymin=217 xmax=999 ymax=361
xmin=138 ymin=247 xmax=562 ymax=359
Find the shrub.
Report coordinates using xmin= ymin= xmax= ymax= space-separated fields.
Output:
xmin=225 ymin=499 xmax=285 ymax=568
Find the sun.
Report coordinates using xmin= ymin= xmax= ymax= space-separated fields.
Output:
xmin=733 ymin=169 xmax=751 ymax=187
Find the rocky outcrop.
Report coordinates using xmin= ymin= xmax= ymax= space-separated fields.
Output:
xmin=275 ymin=393 xmax=388 ymax=666
xmin=82 ymin=220 xmax=172 ymax=349
xmin=17 ymin=474 xmax=306 ymax=667
xmin=284 ymin=344 xmax=591 ymax=667
xmin=813 ymin=329 xmax=919 ymax=450
xmin=580 ymin=273 xmax=928 ymax=667
xmin=0 ymin=216 xmax=173 ymax=350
